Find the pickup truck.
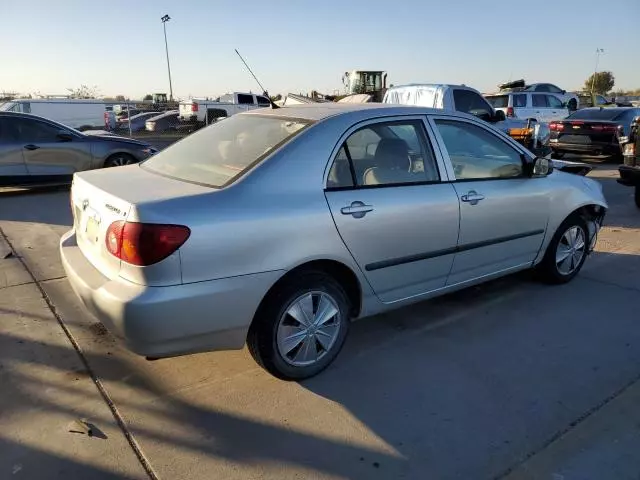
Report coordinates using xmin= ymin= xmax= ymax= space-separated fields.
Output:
xmin=383 ymin=84 xmax=551 ymax=155
xmin=178 ymin=92 xmax=270 ymax=125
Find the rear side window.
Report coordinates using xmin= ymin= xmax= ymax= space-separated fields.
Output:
xmin=237 ymin=94 xmax=254 ymax=105
xmin=513 ymin=94 xmax=527 ymax=108
xmin=142 ymin=115 xmax=310 ymax=188
xmin=256 ymin=96 xmax=270 ymax=106
xmin=327 ymin=120 xmax=440 ymax=188
xmin=486 ymin=95 xmax=508 ymax=108
xmin=532 ymin=95 xmax=548 ymax=108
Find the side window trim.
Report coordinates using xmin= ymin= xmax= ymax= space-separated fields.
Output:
xmin=323 ymin=115 xmax=452 ymax=190
xmin=426 ymin=114 xmax=532 ymax=183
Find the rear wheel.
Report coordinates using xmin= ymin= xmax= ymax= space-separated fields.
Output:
xmin=536 ymin=215 xmax=589 ymax=284
xmin=635 ymin=186 xmax=640 ymax=209
xmin=104 ymin=153 xmax=136 ymax=168
xmin=247 ymin=271 xmax=350 ymax=380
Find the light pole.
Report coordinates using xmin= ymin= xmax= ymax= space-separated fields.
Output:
xmin=590 ymin=48 xmax=604 ymax=95
xmin=161 ymin=14 xmax=174 ymax=101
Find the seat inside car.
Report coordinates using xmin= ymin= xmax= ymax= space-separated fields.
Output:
xmin=363 ymin=138 xmax=413 ymax=185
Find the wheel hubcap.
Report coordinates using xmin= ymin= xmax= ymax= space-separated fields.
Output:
xmin=276 ymin=291 xmax=341 ymax=367
xmin=555 ymin=226 xmax=586 ymax=275
xmin=111 ymin=156 xmax=132 ymax=166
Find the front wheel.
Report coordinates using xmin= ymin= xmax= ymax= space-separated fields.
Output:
xmin=635 ymin=186 xmax=640 ymax=209
xmin=104 ymin=153 xmax=136 ymax=168
xmin=568 ymin=99 xmax=577 ymax=111
xmin=536 ymin=215 xmax=589 ymax=284
xmin=247 ymin=271 xmax=350 ymax=380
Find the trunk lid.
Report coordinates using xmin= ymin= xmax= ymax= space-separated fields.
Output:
xmin=71 ymin=164 xmax=213 ymax=285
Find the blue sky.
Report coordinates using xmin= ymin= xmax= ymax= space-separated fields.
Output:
xmin=1 ymin=0 xmax=638 ymax=100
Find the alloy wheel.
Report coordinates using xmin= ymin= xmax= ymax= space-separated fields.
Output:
xmin=555 ymin=225 xmax=586 ymax=276
xmin=276 ymin=291 xmax=342 ymax=367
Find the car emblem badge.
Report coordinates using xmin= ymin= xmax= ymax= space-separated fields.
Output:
xmin=82 ymin=199 xmax=89 ymax=211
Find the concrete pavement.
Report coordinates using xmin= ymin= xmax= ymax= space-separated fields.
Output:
xmin=1 ymin=164 xmax=640 ymax=479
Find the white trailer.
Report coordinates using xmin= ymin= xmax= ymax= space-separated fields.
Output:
xmin=0 ymin=98 xmax=106 ymax=130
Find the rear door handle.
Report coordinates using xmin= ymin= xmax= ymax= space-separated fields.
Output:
xmin=24 ymin=144 xmax=40 ymax=151
xmin=341 ymin=201 xmax=374 ymax=218
xmin=460 ymin=191 xmax=485 ymax=205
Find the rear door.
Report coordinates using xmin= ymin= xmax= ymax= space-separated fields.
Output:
xmin=324 ymin=116 xmax=460 ymax=303
xmin=14 ymin=117 xmax=94 ymax=176
xmin=0 ymin=117 xmax=29 ymax=182
xmin=429 ymin=116 xmax=549 ymax=285
xmin=531 ymin=93 xmax=549 ymax=121
xmin=512 ymin=93 xmax=531 ymax=119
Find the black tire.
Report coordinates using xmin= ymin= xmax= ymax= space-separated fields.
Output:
xmin=104 ymin=153 xmax=136 ymax=168
xmin=568 ymin=99 xmax=577 ymax=111
xmin=536 ymin=214 xmax=589 ymax=284
xmin=634 ymin=186 xmax=640 ymax=209
xmin=247 ymin=271 xmax=351 ymax=380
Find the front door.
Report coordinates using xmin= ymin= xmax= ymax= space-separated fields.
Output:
xmin=325 ymin=117 xmax=460 ymax=303
xmin=545 ymin=94 xmax=569 ymax=122
xmin=13 ymin=117 xmax=93 ymax=176
xmin=0 ymin=117 xmax=29 ymax=183
xmin=430 ymin=117 xmax=549 ymax=286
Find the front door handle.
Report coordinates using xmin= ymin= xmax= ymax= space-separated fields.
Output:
xmin=460 ymin=191 xmax=485 ymax=205
xmin=341 ymin=201 xmax=374 ymax=218
xmin=24 ymin=144 xmax=40 ymax=151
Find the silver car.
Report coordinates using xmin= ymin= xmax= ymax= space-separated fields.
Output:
xmin=60 ymin=104 xmax=607 ymax=380
xmin=0 ymin=112 xmax=157 ymax=186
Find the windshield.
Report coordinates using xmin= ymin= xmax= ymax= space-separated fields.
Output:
xmin=568 ymin=109 xmax=623 ymax=121
xmin=485 ymin=95 xmax=508 ymax=108
xmin=141 ymin=114 xmax=310 ymax=188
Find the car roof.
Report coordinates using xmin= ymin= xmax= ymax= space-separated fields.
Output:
xmin=0 ymin=111 xmax=67 ymax=123
xmin=242 ymin=103 xmax=455 ymax=122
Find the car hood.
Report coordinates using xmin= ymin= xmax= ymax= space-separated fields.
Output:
xmin=83 ymin=131 xmax=149 ymax=146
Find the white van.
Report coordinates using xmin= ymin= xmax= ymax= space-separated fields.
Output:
xmin=484 ymin=92 xmax=569 ymax=123
xmin=0 ymin=99 xmax=106 ymax=130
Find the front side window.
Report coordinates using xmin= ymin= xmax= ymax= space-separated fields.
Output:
xmin=434 ymin=120 xmax=523 ymax=180
xmin=142 ymin=115 xmax=309 ymax=188
xmin=237 ymin=94 xmax=254 ymax=105
xmin=535 ymin=84 xmax=550 ymax=92
xmin=513 ymin=94 xmax=527 ymax=108
xmin=546 ymin=95 xmax=564 ymax=108
xmin=532 ymin=94 xmax=548 ymax=108
xmin=547 ymin=84 xmax=563 ymax=93
xmin=453 ymin=89 xmax=493 ymax=116
xmin=327 ymin=120 xmax=440 ymax=188
xmin=13 ymin=118 xmax=61 ymax=142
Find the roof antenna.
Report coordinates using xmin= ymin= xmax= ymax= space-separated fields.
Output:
xmin=234 ymin=49 xmax=279 ymax=109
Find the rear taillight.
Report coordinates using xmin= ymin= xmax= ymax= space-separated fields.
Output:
xmin=506 ymin=106 xmax=514 ymax=117
xmin=191 ymin=103 xmax=198 ymax=112
xmin=591 ymin=124 xmax=618 ymax=132
xmin=105 ymin=221 xmax=190 ymax=266
xmin=549 ymin=122 xmax=564 ymax=131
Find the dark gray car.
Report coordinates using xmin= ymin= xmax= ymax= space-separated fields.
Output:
xmin=0 ymin=112 xmax=157 ymax=186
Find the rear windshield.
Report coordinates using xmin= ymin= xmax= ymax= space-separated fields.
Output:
xmin=141 ymin=114 xmax=310 ymax=187
xmin=567 ymin=109 xmax=622 ymax=120
xmin=485 ymin=95 xmax=508 ymax=108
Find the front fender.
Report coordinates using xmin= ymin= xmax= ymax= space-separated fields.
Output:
xmin=533 ymin=172 xmax=607 ymax=263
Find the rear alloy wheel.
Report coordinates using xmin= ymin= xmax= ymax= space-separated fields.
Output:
xmin=248 ymin=271 xmax=350 ymax=380
xmin=536 ymin=215 xmax=589 ymax=284
xmin=104 ymin=153 xmax=136 ymax=168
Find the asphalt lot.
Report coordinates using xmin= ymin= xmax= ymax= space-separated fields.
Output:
xmin=1 ymin=159 xmax=640 ymax=479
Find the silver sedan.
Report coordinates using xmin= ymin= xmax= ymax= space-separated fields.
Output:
xmin=60 ymin=104 xmax=607 ymax=380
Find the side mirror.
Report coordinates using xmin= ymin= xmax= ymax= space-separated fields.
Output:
xmin=493 ymin=109 xmax=506 ymax=122
xmin=57 ymin=131 xmax=73 ymax=142
xmin=529 ymin=157 xmax=552 ymax=177
xmin=472 ymin=110 xmax=493 ymax=122
xmin=561 ymin=90 xmax=566 ymax=94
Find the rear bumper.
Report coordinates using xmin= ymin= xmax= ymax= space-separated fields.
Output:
xmin=618 ymin=165 xmax=640 ymax=187
xmin=549 ymin=140 xmax=620 ymax=155
xmin=179 ymin=115 xmax=198 ymax=123
xmin=60 ymin=230 xmax=283 ymax=358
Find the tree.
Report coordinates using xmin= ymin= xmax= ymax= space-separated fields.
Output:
xmin=269 ymin=94 xmax=282 ymax=102
xmin=67 ymin=84 xmax=99 ymax=98
xmin=143 ymin=94 xmax=153 ymax=101
xmin=584 ymin=71 xmax=615 ymax=94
